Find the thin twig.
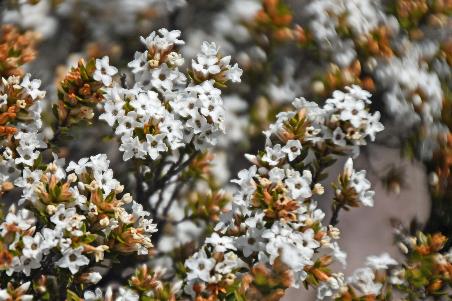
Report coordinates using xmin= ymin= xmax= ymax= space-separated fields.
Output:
xmin=152 ymin=151 xmax=199 ymax=193
xmin=329 ymin=203 xmax=343 ymax=226
xmin=162 ymin=183 xmax=183 ymax=217
xmin=49 ymin=105 xmax=71 ymax=146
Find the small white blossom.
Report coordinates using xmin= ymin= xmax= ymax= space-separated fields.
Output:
xmin=93 ymin=56 xmax=118 ymax=86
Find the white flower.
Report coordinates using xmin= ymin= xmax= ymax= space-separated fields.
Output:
xmin=99 ymin=99 xmax=125 ymax=126
xmin=205 ymin=233 xmax=236 ymax=253
xmin=50 ymin=204 xmax=76 ymax=229
xmin=282 ymin=140 xmax=302 ymax=161
xmin=235 ymin=228 xmax=265 ymax=257
xmin=345 ymin=85 xmax=372 ymax=101
xmin=66 ymin=157 xmax=90 ymax=175
xmin=130 ymin=91 xmax=159 ymax=116
xmin=93 ymin=56 xmax=118 ymax=86
xmin=214 ymin=252 xmax=246 ymax=274
xmin=116 ymin=287 xmax=139 ymax=301
xmin=86 ymin=272 xmax=102 ymax=284
xmin=350 ymin=170 xmax=371 ymax=193
xmin=280 ymin=243 xmax=310 ymax=275
xmin=226 ymin=63 xmax=243 ymax=82
xmin=231 ymin=165 xmax=257 ymax=193
xmin=0 ymin=288 xmax=10 ymax=300
xmin=20 ymin=74 xmax=45 ymax=99
xmin=339 ymin=98 xmax=367 ymax=128
xmin=89 ymin=154 xmax=110 ymax=174
xmin=1 ymin=208 xmax=35 ymax=235
xmin=262 ymin=144 xmax=285 ymax=166
xmin=115 ymin=112 xmax=142 ymax=136
xmin=268 ymin=167 xmax=285 ymax=183
xmin=15 ymin=146 xmax=39 ymax=166
xmin=348 ymin=267 xmax=382 ymax=296
xmin=119 ymin=135 xmax=146 ymax=161
xmin=93 ymin=168 xmax=120 ymax=195
xmin=56 ymin=246 xmax=90 ymax=274
xmin=40 ymin=228 xmax=59 ymax=252
xmin=144 ymin=133 xmax=168 ymax=160
xmin=317 ymin=273 xmax=345 ymax=300
xmin=139 ymin=218 xmax=158 ymax=233
xmin=262 ymin=223 xmax=317 ymax=267
xmin=149 ymin=64 xmax=184 ymax=92
xmin=329 ymin=242 xmax=347 ymax=268
xmin=157 ymin=28 xmax=185 ymax=45
xmin=343 ymin=159 xmax=375 ymax=207
xmin=185 ymin=249 xmax=216 ymax=282
xmin=22 ymin=233 xmax=43 ymax=259
xmin=192 ymin=54 xmax=221 ymax=77
xmin=20 ymin=255 xmax=42 ymax=276
xmin=131 ymin=201 xmax=150 ymax=219
xmin=167 ymin=51 xmax=185 ymax=66
xmin=366 ymin=112 xmax=384 ymax=141
xmin=128 ymin=51 xmax=148 ymax=74
xmin=84 ymin=288 xmax=103 ymax=301
xmin=285 ymin=170 xmax=312 ymax=200
xmin=366 ymin=253 xmax=397 ymax=270
xmin=0 ymin=282 xmax=32 ymax=301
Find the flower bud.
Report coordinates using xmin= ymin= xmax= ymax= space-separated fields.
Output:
xmin=46 ymin=204 xmax=57 ymax=215
xmin=1 ymin=181 xmax=14 ymax=192
xmin=313 ymin=183 xmax=325 ymax=195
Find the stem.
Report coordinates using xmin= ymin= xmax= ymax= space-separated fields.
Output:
xmin=151 ymin=150 xmax=199 ymax=194
xmin=329 ymin=203 xmax=343 ymax=226
xmin=134 ymin=159 xmax=152 ymax=212
xmin=49 ymin=107 xmax=71 ymax=146
xmin=120 ymin=73 xmax=128 ymax=89
xmin=152 ymin=183 xmax=183 ymax=244
xmin=162 ymin=182 xmax=183 ymax=217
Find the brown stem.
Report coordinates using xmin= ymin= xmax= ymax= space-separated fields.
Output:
xmin=329 ymin=203 xmax=343 ymax=226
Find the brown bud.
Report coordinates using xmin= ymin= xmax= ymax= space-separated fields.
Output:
xmin=427 ymin=279 xmax=443 ymax=293
xmin=431 ymin=233 xmax=447 ymax=251
xmin=312 ymin=268 xmax=330 ymax=281
xmin=1 ymin=181 xmax=14 ymax=192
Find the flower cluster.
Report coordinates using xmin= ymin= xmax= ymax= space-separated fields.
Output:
xmin=375 ymin=47 xmax=446 ymax=159
xmin=317 ymin=253 xmax=398 ymax=300
xmin=100 ymin=29 xmax=242 ymax=161
xmin=57 ymin=85 xmax=383 ymax=301
xmin=0 ymin=25 xmax=45 ymax=196
xmin=251 ymin=0 xmax=306 ymax=43
xmin=0 ymin=25 xmax=39 ymax=78
xmin=81 ymin=265 xmax=182 ymax=301
xmin=190 ymin=41 xmax=242 ymax=84
xmin=182 ymin=87 xmax=381 ymax=300
xmin=0 ymin=74 xmax=46 ymax=197
xmin=1 ymin=154 xmax=156 ymax=283
xmin=299 ymin=0 xmax=450 ymax=161
xmin=332 ymin=158 xmax=375 ymax=214
xmin=306 ymin=0 xmax=393 ymax=67
xmin=54 ymin=57 xmax=116 ymax=132
xmin=0 ymin=73 xmax=45 ymax=141
xmin=319 ymin=231 xmax=452 ymax=300
xmin=0 ymin=281 xmax=33 ymax=301
xmin=263 ymin=85 xmax=383 ymax=160
xmin=392 ymin=0 xmax=450 ymax=30
xmin=184 ymin=169 xmax=335 ymax=299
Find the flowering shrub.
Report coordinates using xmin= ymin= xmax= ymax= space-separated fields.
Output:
xmin=0 ymin=0 xmax=451 ymax=300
